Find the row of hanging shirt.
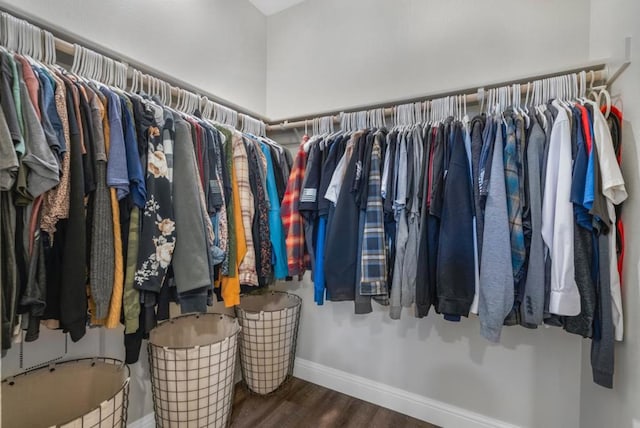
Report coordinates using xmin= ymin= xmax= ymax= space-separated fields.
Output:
xmin=283 ymin=72 xmax=626 ymax=389
xmin=0 ymin=42 xmax=293 ymax=364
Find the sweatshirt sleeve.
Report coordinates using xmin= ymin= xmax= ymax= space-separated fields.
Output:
xmin=479 ymin=127 xmax=514 ymax=343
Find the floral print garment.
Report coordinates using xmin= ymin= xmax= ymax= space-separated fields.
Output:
xmin=135 ymin=111 xmax=176 ymax=292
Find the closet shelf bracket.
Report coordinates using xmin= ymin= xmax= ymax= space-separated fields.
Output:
xmin=605 ymin=36 xmax=632 ymax=88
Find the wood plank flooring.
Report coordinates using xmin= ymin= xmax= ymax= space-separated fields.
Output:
xmin=230 ymin=377 xmax=439 ymax=428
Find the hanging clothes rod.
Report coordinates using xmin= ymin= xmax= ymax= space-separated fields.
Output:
xmin=0 ymin=4 xmax=270 ymax=123
xmin=267 ymin=63 xmax=613 ymax=131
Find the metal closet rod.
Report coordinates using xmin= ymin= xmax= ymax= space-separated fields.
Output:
xmin=267 ymin=64 xmax=609 ymax=131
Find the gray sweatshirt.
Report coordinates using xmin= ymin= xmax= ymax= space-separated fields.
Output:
xmin=479 ymin=123 xmax=514 ymax=342
xmin=592 ymin=235 xmax=614 ymax=388
xmin=172 ymin=116 xmax=212 ymax=294
xmin=521 ymin=121 xmax=546 ymax=326
xmin=389 ymin=131 xmax=409 ymax=319
xmin=18 ymin=67 xmax=59 ymax=197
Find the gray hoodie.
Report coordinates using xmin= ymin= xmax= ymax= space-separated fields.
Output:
xmin=479 ymin=122 xmax=514 ymax=342
xmin=521 ymin=120 xmax=546 ymax=326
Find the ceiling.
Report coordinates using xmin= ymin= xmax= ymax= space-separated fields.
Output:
xmin=249 ymin=0 xmax=306 ymax=16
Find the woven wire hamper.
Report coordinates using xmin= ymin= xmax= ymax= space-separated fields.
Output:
xmin=235 ymin=291 xmax=302 ymax=395
xmin=148 ymin=313 xmax=240 ymax=428
xmin=1 ymin=357 xmax=130 ymax=428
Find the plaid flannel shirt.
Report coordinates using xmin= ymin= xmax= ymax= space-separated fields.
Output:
xmin=281 ymin=139 xmax=310 ymax=276
xmin=360 ymin=139 xmax=387 ymax=295
xmin=233 ymin=131 xmax=258 ymax=286
xmin=504 ymin=116 xmax=526 ymax=283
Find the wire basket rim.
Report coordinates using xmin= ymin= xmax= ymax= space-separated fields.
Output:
xmin=148 ymin=313 xmax=241 ymax=350
xmin=235 ymin=291 xmax=302 ymax=314
xmin=2 ymin=357 xmax=130 ymax=428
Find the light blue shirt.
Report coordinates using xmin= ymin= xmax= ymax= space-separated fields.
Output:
xmin=261 ymin=142 xmax=288 ymax=279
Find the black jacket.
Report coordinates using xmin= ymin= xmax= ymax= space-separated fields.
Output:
xmin=436 ymin=122 xmax=476 ymax=317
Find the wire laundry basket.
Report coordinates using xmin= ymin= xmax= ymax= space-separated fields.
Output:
xmin=1 ymin=357 xmax=130 ymax=428
xmin=235 ymin=291 xmax=302 ymax=395
xmin=147 ymin=313 xmax=240 ymax=428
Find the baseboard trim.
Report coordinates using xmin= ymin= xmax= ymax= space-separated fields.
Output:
xmin=127 ymin=413 xmax=155 ymax=428
xmin=292 ymin=357 xmax=519 ymax=428
xmin=127 ymin=359 xmax=518 ymax=428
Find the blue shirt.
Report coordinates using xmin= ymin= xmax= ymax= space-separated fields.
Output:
xmin=583 ymin=107 xmax=596 ymax=210
xmin=570 ymin=107 xmax=591 ymax=229
xmin=261 ymin=142 xmax=288 ymax=279
xmin=35 ymin=67 xmax=66 ymax=154
xmin=100 ymin=87 xmax=129 ymax=200
xmin=120 ymin=96 xmax=146 ymax=208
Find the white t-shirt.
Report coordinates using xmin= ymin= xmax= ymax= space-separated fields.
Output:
xmin=591 ymin=103 xmax=627 ymax=341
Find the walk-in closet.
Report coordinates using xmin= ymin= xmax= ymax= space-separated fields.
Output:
xmin=0 ymin=1 xmax=638 ymax=427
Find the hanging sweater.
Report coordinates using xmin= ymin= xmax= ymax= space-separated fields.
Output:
xmin=479 ymin=122 xmax=514 ymax=342
xmin=59 ymin=80 xmax=87 ymax=341
xmin=521 ymin=118 xmax=546 ymax=326
xmin=172 ymin=116 xmax=211 ymax=294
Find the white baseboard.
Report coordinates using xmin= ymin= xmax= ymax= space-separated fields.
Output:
xmin=292 ymin=357 xmax=519 ymax=428
xmin=127 ymin=413 xmax=155 ymax=428
xmin=127 ymin=359 xmax=518 ymax=428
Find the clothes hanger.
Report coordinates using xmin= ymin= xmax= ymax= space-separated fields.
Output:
xmin=500 ymin=87 xmax=508 ymax=126
xmin=599 ymin=87 xmax=612 ymax=119
xmin=339 ymin=112 xmax=346 ymax=133
xmin=7 ymin=15 xmax=19 ymax=52
xmin=201 ymin=98 xmax=212 ymax=119
xmin=44 ymin=30 xmax=54 ymax=65
xmin=15 ymin=17 xmax=24 ymax=56
xmin=130 ymin=69 xmax=139 ymax=93
xmin=160 ymin=78 xmax=167 ymax=105
xmin=563 ymin=75 xmax=573 ymax=109
xmin=521 ymin=82 xmax=531 ymax=128
xmin=174 ymin=88 xmax=182 ymax=111
xmin=569 ymin=74 xmax=577 ymax=104
xmin=577 ymin=71 xmax=588 ymax=105
xmin=487 ymin=89 xmax=493 ymax=117
xmin=484 ymin=89 xmax=490 ymax=117
xmin=563 ymin=75 xmax=574 ymax=111
xmin=587 ymin=70 xmax=601 ymax=102
xmin=202 ymin=98 xmax=211 ymax=118
xmin=535 ymin=80 xmax=548 ymax=130
xmin=23 ymin=19 xmax=37 ymax=61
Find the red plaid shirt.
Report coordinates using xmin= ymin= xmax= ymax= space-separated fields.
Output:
xmin=281 ymin=139 xmax=310 ymax=276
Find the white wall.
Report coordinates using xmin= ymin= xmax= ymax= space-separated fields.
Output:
xmin=0 ymin=0 xmax=268 ymax=115
xmin=266 ymin=0 xmax=591 ymax=119
xmin=275 ymin=279 xmax=583 ymax=428
xmin=580 ymin=1 xmax=640 ymax=427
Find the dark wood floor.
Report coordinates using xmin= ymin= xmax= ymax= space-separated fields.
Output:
xmin=230 ymin=377 xmax=439 ymax=428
